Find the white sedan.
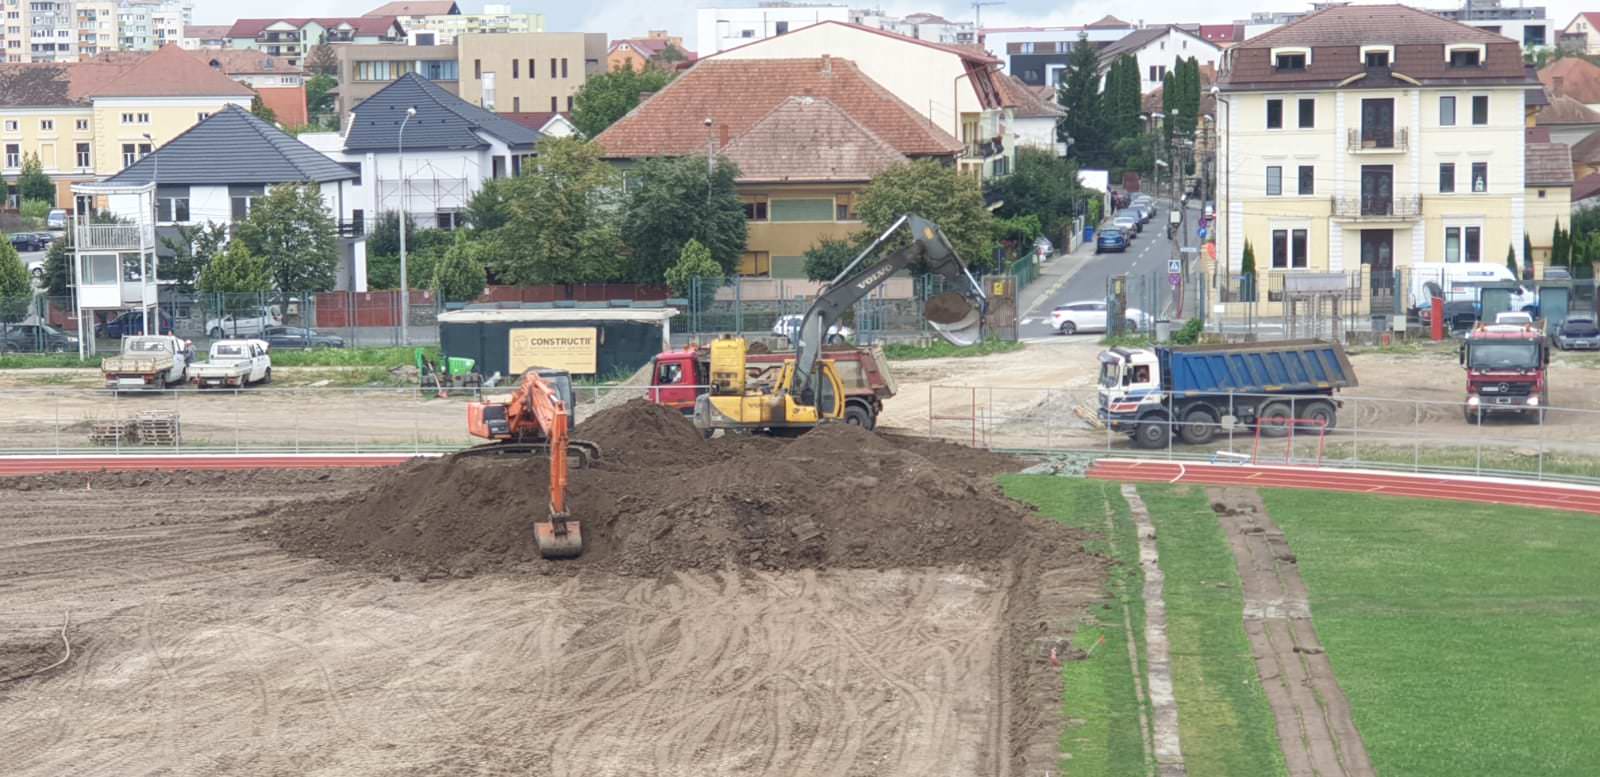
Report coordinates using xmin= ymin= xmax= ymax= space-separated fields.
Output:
xmin=1050 ymin=300 xmax=1149 ymax=335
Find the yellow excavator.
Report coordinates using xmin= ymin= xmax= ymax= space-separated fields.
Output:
xmin=693 ymin=214 xmax=987 ymax=434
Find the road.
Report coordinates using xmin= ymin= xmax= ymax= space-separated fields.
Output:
xmin=1017 ymin=201 xmax=1204 ymax=341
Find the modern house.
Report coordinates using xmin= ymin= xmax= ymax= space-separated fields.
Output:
xmin=306 ymin=72 xmax=539 ymax=236
xmin=983 ymin=17 xmax=1137 ymax=85
xmin=1559 ymin=12 xmax=1600 ymax=53
xmin=704 ymin=20 xmax=1017 ymax=180
xmin=369 ymin=1 xmax=544 ymax=46
xmin=1096 ymin=24 xmax=1223 ymax=95
xmin=225 ymin=17 xmax=405 ymax=67
xmin=193 ymin=49 xmax=307 ymax=127
xmin=607 ymin=31 xmax=694 ymax=71
xmin=999 ymin=73 xmax=1065 ymax=154
xmin=1214 ymin=4 xmax=1539 ymax=313
xmin=499 ymin=111 xmax=577 ymax=138
xmin=695 ymin=3 xmax=850 ymax=56
xmin=593 ymin=57 xmax=962 ymax=278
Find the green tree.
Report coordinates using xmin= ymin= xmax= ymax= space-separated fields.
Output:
xmin=571 ymin=61 xmax=674 ymax=138
xmin=664 ymin=238 xmax=722 ymax=311
xmin=1240 ymin=239 xmax=1257 ymax=302
xmin=41 ymin=237 xmax=72 ymax=297
xmin=1524 ymin=231 xmax=1534 ymax=279
xmin=0 ymin=237 xmax=31 ymax=329
xmin=464 ymin=178 xmax=512 ymax=232
xmin=989 ymin=147 xmax=1086 ymax=243
xmin=855 ymin=159 xmax=996 ymax=271
xmin=1057 ymin=33 xmax=1108 ymax=167
xmin=1507 ymin=243 xmax=1519 ymax=279
xmin=18 ymin=153 xmax=53 ymax=205
xmin=234 ymin=184 xmax=338 ymax=293
xmin=196 ymin=240 xmax=271 ymax=294
xmin=367 ymin=210 xmax=414 ymax=259
xmin=305 ymin=43 xmax=338 ymax=77
xmin=305 ymin=73 xmax=337 ymax=127
xmin=802 ymin=237 xmax=860 ymax=281
xmin=431 ymin=233 xmax=488 ymax=301
xmin=159 ymin=221 xmax=228 ymax=294
xmin=991 ymin=214 xmax=1042 ymax=260
xmin=657 ymin=43 xmax=686 ymax=65
xmin=494 ymin=137 xmax=628 ymax=284
xmin=621 ymin=154 xmax=747 ymax=281
xmin=250 ymin=95 xmax=277 ymax=124
xmin=1552 ymin=220 xmax=1569 ymax=266
xmin=365 ymin=246 xmax=441 ymax=291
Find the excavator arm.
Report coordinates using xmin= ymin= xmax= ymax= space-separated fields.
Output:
xmin=788 ymin=214 xmax=986 ymax=405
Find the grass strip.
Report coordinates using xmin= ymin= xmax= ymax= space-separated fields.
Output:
xmin=1001 ymin=476 xmax=1151 ymax=775
xmin=1261 ymin=489 xmax=1600 ymax=777
xmin=880 ymin=339 xmax=1024 ymax=360
xmin=1134 ymin=485 xmax=1288 ymax=777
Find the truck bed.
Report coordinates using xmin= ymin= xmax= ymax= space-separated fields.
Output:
xmin=1162 ymin=340 xmax=1357 ymax=395
xmin=101 ymin=354 xmax=174 ymax=375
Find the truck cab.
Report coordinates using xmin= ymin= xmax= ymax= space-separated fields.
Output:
xmin=1461 ymin=323 xmax=1549 ymax=422
xmin=1098 ymin=348 xmax=1163 ymax=428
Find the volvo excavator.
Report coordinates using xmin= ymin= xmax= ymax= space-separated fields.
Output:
xmin=693 ymin=214 xmax=987 ymax=434
xmin=462 ymin=367 xmax=601 ymax=559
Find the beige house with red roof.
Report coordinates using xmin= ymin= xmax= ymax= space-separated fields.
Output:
xmin=1560 ymin=13 xmax=1600 ymax=54
xmin=593 ymin=56 xmax=962 ymax=277
xmin=0 ymin=44 xmax=252 ymax=207
xmin=225 ymin=17 xmax=405 ymax=68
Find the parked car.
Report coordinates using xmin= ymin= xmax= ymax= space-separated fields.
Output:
xmin=1544 ymin=266 xmax=1572 ymax=281
xmin=1095 ymin=227 xmax=1128 ymax=254
xmin=0 ymin=323 xmax=77 ymax=353
xmin=190 ymin=339 xmax=272 ymax=388
xmin=772 ymin=314 xmax=853 ymax=345
xmin=1554 ymin=316 xmax=1600 ymax=350
xmin=205 ymin=306 xmax=281 ymax=338
xmin=46 ymin=209 xmax=67 ymax=231
xmin=7 ymin=233 xmax=47 ymax=252
xmin=261 ymin=325 xmax=345 ymax=349
xmin=1113 ymin=212 xmax=1141 ymax=234
xmin=96 ymin=310 xmax=175 ymax=339
xmin=1494 ymin=311 xmax=1534 ymax=326
xmin=1051 ymin=300 xmax=1149 ymax=335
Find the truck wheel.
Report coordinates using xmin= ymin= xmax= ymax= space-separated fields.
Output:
xmin=209 ymin=328 xmax=224 ymax=339
xmin=261 ymin=368 xmax=272 ymax=385
xmin=1133 ymin=416 xmax=1170 ymax=448
xmin=1256 ymin=403 xmax=1293 ymax=437
xmin=1464 ymin=406 xmax=1481 ymax=424
xmin=1059 ymin=321 xmax=1077 ymax=336
xmin=1178 ymin=408 xmax=1217 ymax=445
xmin=1297 ymin=400 xmax=1337 ymax=432
xmin=843 ymin=405 xmax=872 ymax=428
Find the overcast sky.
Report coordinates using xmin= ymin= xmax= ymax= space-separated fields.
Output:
xmin=195 ymin=0 xmax=1587 ymax=52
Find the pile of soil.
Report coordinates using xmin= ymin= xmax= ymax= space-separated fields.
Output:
xmin=266 ymin=400 xmax=1080 ymax=577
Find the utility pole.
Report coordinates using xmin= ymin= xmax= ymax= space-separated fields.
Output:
xmin=972 ymin=1 xmax=1003 ymax=31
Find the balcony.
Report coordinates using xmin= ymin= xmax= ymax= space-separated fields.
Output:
xmin=1347 ymin=127 xmax=1408 ymax=153
xmin=75 ymin=222 xmax=153 ymax=250
xmin=962 ymin=137 xmax=1004 ymax=160
xmin=1330 ymin=195 xmax=1422 ymax=221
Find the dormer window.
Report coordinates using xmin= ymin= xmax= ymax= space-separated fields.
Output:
xmin=1360 ymin=45 xmax=1394 ymax=69
xmin=1446 ymin=44 xmax=1484 ymax=67
xmin=1276 ymin=53 xmax=1306 ymax=70
xmin=1364 ymin=51 xmax=1389 ymax=67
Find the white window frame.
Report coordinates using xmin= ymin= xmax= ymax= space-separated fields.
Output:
xmin=1445 ymin=43 xmax=1486 ymax=64
xmin=1270 ymin=46 xmax=1312 ymax=69
xmin=1269 ymin=220 xmax=1312 ymax=269
xmin=1359 ymin=44 xmax=1395 ymax=65
xmin=1443 ymin=219 xmax=1484 ymax=263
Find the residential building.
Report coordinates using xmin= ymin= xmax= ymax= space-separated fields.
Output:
xmin=999 ymin=73 xmax=1065 ymax=154
xmin=1525 ymin=140 xmax=1573 ymax=269
xmin=456 ymin=32 xmax=605 ymax=114
xmin=0 ymin=44 xmax=252 ymax=207
xmin=850 ymin=10 xmax=975 ymax=45
xmin=1539 ymin=56 xmax=1600 ymax=112
xmin=592 ymin=57 xmax=962 ymax=277
xmin=1096 ymin=25 xmax=1222 ymax=95
xmin=226 ymin=17 xmax=405 ymax=67
xmin=1533 ymin=92 xmax=1600 ymax=145
xmin=117 ymin=0 xmax=152 ymax=51
xmin=983 ymin=18 xmax=1137 ymax=85
xmin=374 ymin=2 xmax=545 ymax=46
xmin=607 ymin=30 xmax=694 ymax=71
xmin=83 ymin=104 xmax=364 ymax=283
xmin=77 ymin=0 xmax=117 ymax=58
xmin=705 ymin=20 xmax=1017 ymax=180
xmin=499 ymin=111 xmax=576 ymax=137
xmin=1214 ymin=4 xmax=1538 ymax=313
xmin=695 ymin=2 xmax=849 ymax=55
xmin=25 ymin=0 xmax=76 ymax=62
xmin=1559 ymin=12 xmax=1600 ymax=52
xmin=334 ymin=42 xmax=459 ymax=119
xmin=193 ymin=48 xmax=307 ymax=126
xmin=304 ymin=72 xmax=539 ymax=238
xmin=145 ymin=0 xmax=187 ymax=48
xmin=179 ymin=23 xmax=226 ymax=49
xmin=1198 ymin=24 xmax=1246 ymax=48
xmin=1569 ymin=130 xmax=1600 ymax=178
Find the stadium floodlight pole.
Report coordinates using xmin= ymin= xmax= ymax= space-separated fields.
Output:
xmin=398 ymin=106 xmax=415 ymax=345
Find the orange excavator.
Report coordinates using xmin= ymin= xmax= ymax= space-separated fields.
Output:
xmin=463 ymin=367 xmax=601 ymax=559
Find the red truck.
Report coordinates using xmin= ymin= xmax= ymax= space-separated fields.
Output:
xmin=648 ymin=343 xmax=897 ymax=429
xmin=1460 ymin=322 xmax=1550 ymax=423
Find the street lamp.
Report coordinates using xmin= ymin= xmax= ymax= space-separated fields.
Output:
xmin=141 ymin=132 xmax=156 ymax=335
xmin=398 ymin=105 xmax=415 ymax=345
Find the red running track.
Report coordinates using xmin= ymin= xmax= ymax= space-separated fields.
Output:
xmin=0 ymin=454 xmax=421 ymax=476
xmin=1087 ymin=458 xmax=1600 ymax=516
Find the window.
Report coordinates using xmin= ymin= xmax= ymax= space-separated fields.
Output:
xmin=513 ymin=96 xmax=520 ymax=111
xmin=1364 ymin=50 xmax=1390 ymax=67
xmin=740 ymin=29 xmax=754 ymax=38
xmin=156 ymin=196 xmax=188 ymax=222
xmin=1297 ymin=98 xmax=1314 ymax=128
xmin=549 ymin=57 xmax=556 ymax=78
xmin=550 ymin=96 xmax=557 ymax=112
xmin=39 ymin=118 xmax=52 ymax=131
xmin=770 ymin=198 xmax=835 ymax=222
xmin=1275 ymin=53 xmax=1306 ymax=70
xmin=3 ymin=120 xmax=15 ymax=132
xmin=1148 ymin=64 xmax=1166 ymax=82
xmin=512 ymin=58 xmax=518 ymax=78
xmin=1266 ymin=98 xmax=1283 ymax=129
xmin=474 ymin=58 xmax=481 ymax=78
xmin=75 ymin=141 xmax=88 ymax=168
xmin=436 ymin=211 xmax=460 ymax=229
xmin=566 ymin=95 xmax=573 ymax=111
xmin=992 ymin=155 xmax=1009 ymax=177
xmin=1465 ymin=226 xmax=1480 ymax=262
xmin=1471 ymin=162 xmax=1487 ymax=192
xmin=527 ymin=58 xmax=535 ymax=79
xmin=351 ymin=209 xmax=364 ymax=234
xmin=1439 ymin=95 xmax=1455 ymax=126
xmin=80 ymin=253 xmax=116 ymax=285
xmin=420 ymin=60 xmax=457 ymax=80
xmin=742 ymin=200 xmax=768 ymax=221
xmin=836 ymin=196 xmax=856 ymax=221
xmin=1271 ymin=228 xmax=1309 ymax=268
xmin=119 ymin=112 xmax=149 ymax=124
xmin=3 ymin=143 xmax=17 ymax=168
xmin=1471 ymin=95 xmax=1488 ymax=125
xmin=561 ymin=58 xmax=567 ymax=78
xmin=1298 ymin=165 xmax=1314 ymax=195
xmin=1439 ymin=162 xmax=1455 ymax=193
xmin=1266 ymin=166 xmax=1282 ymax=196
xmin=1444 ymin=226 xmax=1481 ymax=262
xmin=121 ymin=142 xmax=135 ymax=167
xmin=1449 ymin=48 xmax=1481 ymax=67
xmin=231 ymin=195 xmax=253 ymax=220
xmin=1272 ymin=230 xmax=1287 ymax=268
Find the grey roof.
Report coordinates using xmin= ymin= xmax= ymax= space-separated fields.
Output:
xmin=344 ymin=73 xmax=539 ymax=153
xmin=1098 ymin=25 xmax=1177 ymax=64
xmin=105 ymin=105 xmax=358 ymax=186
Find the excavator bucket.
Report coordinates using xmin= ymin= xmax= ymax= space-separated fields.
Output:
xmin=925 ymin=291 xmax=984 ymax=346
xmin=535 ymin=514 xmax=583 ymax=559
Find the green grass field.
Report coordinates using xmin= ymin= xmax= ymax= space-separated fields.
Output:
xmin=1262 ymin=490 xmax=1600 ymax=777
xmin=880 ymin=339 xmax=1024 ymax=360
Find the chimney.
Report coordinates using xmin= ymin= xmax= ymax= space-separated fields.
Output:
xmin=820 ymin=53 xmax=832 ymax=74
xmin=719 ymin=123 xmax=730 ymax=147
xmin=1553 ymin=76 xmax=1564 ymax=97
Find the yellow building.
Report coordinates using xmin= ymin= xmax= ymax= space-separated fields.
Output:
xmin=0 ymin=45 xmax=252 ymax=208
xmin=1215 ymin=5 xmax=1540 ymax=313
xmin=455 ymin=32 xmax=606 ymax=115
xmin=607 ymin=31 xmax=690 ymax=73
xmin=1525 ymin=141 xmax=1574 ymax=273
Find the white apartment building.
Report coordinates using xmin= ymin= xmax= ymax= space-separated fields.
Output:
xmin=115 ymin=0 xmax=149 ymax=50
xmin=402 ymin=4 xmax=544 ymax=46
xmin=1214 ymin=4 xmax=1540 ymax=314
xmin=695 ymin=2 xmax=849 ymax=55
xmin=21 ymin=0 xmax=76 ymax=62
xmin=1097 ymin=25 xmax=1222 ymax=95
xmin=77 ymin=0 xmax=117 ymax=57
xmin=981 ymin=17 xmax=1137 ymax=80
xmin=850 ymin=10 xmax=975 ymax=45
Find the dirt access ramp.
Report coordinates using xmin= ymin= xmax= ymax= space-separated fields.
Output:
xmin=1208 ymin=487 xmax=1376 ymax=777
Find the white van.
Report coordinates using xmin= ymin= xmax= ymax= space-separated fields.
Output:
xmin=1406 ymin=263 xmax=1535 ymax=316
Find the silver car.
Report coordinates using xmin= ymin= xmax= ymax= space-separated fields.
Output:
xmin=1555 ymin=316 xmax=1600 ymax=350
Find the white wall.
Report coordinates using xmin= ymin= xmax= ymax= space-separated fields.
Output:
xmin=1012 ymin=116 xmax=1062 ymax=154
xmin=1131 ymin=29 xmax=1221 ymax=95
xmin=695 ymin=5 xmax=849 ymax=55
xmin=981 ymin=26 xmax=1132 ymax=72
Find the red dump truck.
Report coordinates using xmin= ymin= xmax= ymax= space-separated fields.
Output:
xmin=1461 ymin=321 xmax=1550 ymax=422
xmin=647 ymin=343 xmax=897 ymax=429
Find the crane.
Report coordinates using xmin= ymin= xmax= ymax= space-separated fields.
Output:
xmin=463 ymin=367 xmax=601 ymax=559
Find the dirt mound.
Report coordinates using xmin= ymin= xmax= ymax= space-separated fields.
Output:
xmin=267 ymin=407 xmax=1075 ymax=578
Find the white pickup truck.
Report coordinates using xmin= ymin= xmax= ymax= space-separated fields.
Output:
xmin=190 ymin=339 xmax=272 ymax=389
xmin=101 ymin=335 xmax=193 ymax=390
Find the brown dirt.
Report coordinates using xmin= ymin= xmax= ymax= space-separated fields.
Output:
xmin=264 ymin=400 xmax=1075 ymax=580
xmin=1208 ymin=487 xmax=1376 ymax=777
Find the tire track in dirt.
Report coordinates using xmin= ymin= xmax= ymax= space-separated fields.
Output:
xmin=1207 ymin=487 xmax=1376 ymax=777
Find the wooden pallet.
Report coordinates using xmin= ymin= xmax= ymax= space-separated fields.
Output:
xmin=87 ymin=419 xmax=135 ymax=447
xmin=134 ymin=411 xmax=180 ymax=447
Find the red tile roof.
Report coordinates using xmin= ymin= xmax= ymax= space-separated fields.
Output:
xmin=720 ymin=96 xmax=908 ymax=182
xmin=1537 ymin=93 xmax=1600 ymax=125
xmin=256 ymin=84 xmax=308 ymax=126
xmin=85 ymin=45 xmax=254 ymax=98
xmin=1574 ymin=170 xmax=1600 ymax=202
xmin=1198 ymin=24 xmax=1243 ymax=43
xmin=1526 ymin=142 xmax=1575 ymax=186
xmin=227 ymin=17 xmax=401 ymax=38
xmin=183 ymin=25 xmax=232 ymax=40
xmin=189 ymin=48 xmax=302 ymax=75
xmin=593 ymin=57 xmax=961 ymax=160
xmin=998 ymin=73 xmax=1061 ymax=119
xmin=1540 ymin=57 xmax=1600 ymax=106
xmin=365 ymin=0 xmax=457 ymax=16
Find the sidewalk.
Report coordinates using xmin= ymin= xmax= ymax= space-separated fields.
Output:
xmin=1017 ymin=237 xmax=1098 ymax=319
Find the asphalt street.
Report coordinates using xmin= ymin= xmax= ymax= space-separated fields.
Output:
xmin=1017 ymin=201 xmax=1205 ymax=341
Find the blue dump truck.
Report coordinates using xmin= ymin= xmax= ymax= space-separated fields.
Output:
xmin=1098 ymin=340 xmax=1359 ymax=448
